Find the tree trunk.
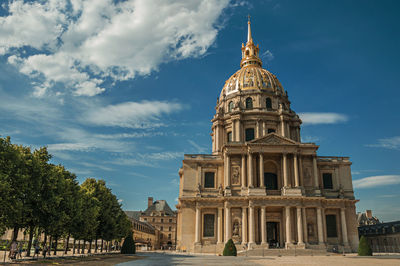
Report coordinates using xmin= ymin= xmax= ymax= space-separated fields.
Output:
xmin=101 ymin=239 xmax=103 ymax=252
xmin=53 ymin=236 xmax=58 ymax=255
xmin=78 ymin=240 xmax=81 ymax=254
xmin=65 ymin=235 xmax=70 ymax=254
xmin=81 ymin=240 xmax=85 ymax=254
xmin=43 ymin=233 xmax=47 ymax=249
xmin=26 ymin=226 xmax=34 ymax=257
xmin=48 ymin=236 xmax=52 ymax=256
xmin=88 ymin=240 xmax=92 ymax=254
xmin=95 ymin=237 xmax=98 ymax=253
xmin=12 ymin=226 xmax=19 ymax=241
xmin=73 ymin=239 xmax=76 ymax=255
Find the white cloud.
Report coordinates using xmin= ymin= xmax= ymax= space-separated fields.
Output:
xmin=188 ymin=140 xmax=208 ymax=153
xmin=299 ymin=112 xmax=348 ymax=125
xmin=301 ymin=135 xmax=320 ymax=143
xmin=353 ymin=175 xmax=400 ymax=189
xmin=83 ymin=100 xmax=183 ymax=128
xmin=261 ymin=50 xmax=274 ymax=61
xmin=366 ymin=136 xmax=400 ymax=151
xmin=1 ymin=0 xmax=230 ymax=96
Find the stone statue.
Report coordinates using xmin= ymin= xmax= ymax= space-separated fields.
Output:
xmin=232 ymin=221 xmax=240 ymax=236
xmin=232 ymin=166 xmax=240 ymax=185
xmin=218 ymin=184 xmax=223 ymax=195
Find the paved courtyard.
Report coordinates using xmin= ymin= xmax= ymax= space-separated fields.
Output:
xmin=117 ymin=252 xmax=400 ymax=266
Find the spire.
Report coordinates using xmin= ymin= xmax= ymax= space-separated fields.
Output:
xmin=240 ymin=16 xmax=262 ymax=68
xmin=247 ymin=15 xmax=252 ymax=43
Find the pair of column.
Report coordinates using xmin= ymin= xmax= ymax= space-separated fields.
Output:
xmin=284 ymin=206 xmax=304 ymax=246
xmin=282 ymin=153 xmax=300 ymax=187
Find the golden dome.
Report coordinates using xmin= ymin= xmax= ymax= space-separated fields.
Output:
xmin=220 ymin=19 xmax=285 ymax=99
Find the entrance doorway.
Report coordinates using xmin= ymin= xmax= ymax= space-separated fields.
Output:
xmin=267 ymin=222 xmax=280 ymax=248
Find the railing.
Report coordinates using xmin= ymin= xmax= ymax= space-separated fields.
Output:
xmin=184 ymin=154 xmax=220 ymax=160
xmin=317 ymin=156 xmax=350 ymax=162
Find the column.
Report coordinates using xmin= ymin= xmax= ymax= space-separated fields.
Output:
xmin=294 ymin=154 xmax=299 ymax=187
xmin=249 ymin=202 xmax=255 ymax=244
xmin=195 ymin=206 xmax=201 ymax=243
xmin=262 ymin=121 xmax=266 ymax=137
xmin=316 ymin=208 xmax=324 ymax=244
xmin=280 ymin=115 xmax=285 ymax=137
xmin=217 ymin=208 xmax=223 ymax=244
xmin=225 ymin=204 xmax=231 ymax=242
xmin=313 ymin=156 xmax=319 ymax=188
xmin=297 ymin=207 xmax=304 ymax=244
xmin=285 ymin=206 xmax=292 ymax=247
xmin=340 ymin=208 xmax=349 ymax=245
xmin=241 ymin=155 xmax=246 ymax=188
xmin=197 ymin=165 xmax=202 ymax=187
xmin=261 ymin=207 xmax=266 ymax=244
xmin=242 ymin=207 xmax=247 ymax=244
xmin=224 ymin=154 xmax=231 ymax=188
xmin=256 ymin=120 xmax=260 ymax=138
xmin=248 ymin=153 xmax=253 ymax=187
xmin=299 ymin=155 xmax=304 ymax=187
xmin=236 ymin=120 xmax=241 ymax=142
xmin=283 ymin=153 xmax=288 ymax=187
xmin=259 ymin=153 xmax=265 ymax=187
xmin=232 ymin=119 xmax=237 ymax=142
xmin=215 ymin=125 xmax=219 ymax=152
xmin=302 ymin=207 xmax=308 ymax=244
xmin=212 ymin=127 xmax=215 ymax=153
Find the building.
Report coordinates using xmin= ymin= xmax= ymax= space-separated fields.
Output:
xmin=139 ymin=197 xmax=177 ymax=249
xmin=176 ymin=20 xmax=359 ymax=254
xmin=358 ymin=220 xmax=400 ymax=253
xmin=357 ymin=210 xmax=380 ymax=226
xmin=125 ymin=211 xmax=159 ymax=250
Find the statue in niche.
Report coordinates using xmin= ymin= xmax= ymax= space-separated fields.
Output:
xmin=196 ymin=183 xmax=201 ymax=193
xmin=231 ymin=166 xmax=240 ymax=185
xmin=307 ymin=223 xmax=314 ymax=237
xmin=232 ymin=221 xmax=240 ymax=236
xmin=338 ymin=184 xmax=345 ymax=199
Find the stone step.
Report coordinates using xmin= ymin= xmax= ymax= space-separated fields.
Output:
xmin=238 ymin=248 xmax=328 ymax=257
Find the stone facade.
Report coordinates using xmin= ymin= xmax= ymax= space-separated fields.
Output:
xmin=125 ymin=211 xmax=160 ymax=250
xmin=176 ymin=20 xmax=359 ymax=254
xmin=358 ymin=220 xmax=400 ymax=253
xmin=139 ymin=197 xmax=177 ymax=249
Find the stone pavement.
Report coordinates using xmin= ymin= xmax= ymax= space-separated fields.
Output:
xmin=117 ymin=252 xmax=400 ymax=266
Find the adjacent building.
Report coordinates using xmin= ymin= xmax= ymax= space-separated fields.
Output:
xmin=358 ymin=220 xmax=400 ymax=253
xmin=125 ymin=211 xmax=159 ymax=250
xmin=139 ymin=197 xmax=177 ymax=249
xmin=176 ymin=20 xmax=359 ymax=253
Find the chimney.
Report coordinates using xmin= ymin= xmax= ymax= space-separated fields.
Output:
xmin=148 ymin=197 xmax=153 ymax=208
xmin=366 ymin=210 xmax=372 ymax=218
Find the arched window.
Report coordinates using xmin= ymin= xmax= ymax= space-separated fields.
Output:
xmin=245 ymin=97 xmax=253 ymax=109
xmin=266 ymin=97 xmax=272 ymax=110
xmin=228 ymin=101 xmax=234 ymax=112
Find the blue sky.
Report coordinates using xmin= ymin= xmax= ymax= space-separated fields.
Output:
xmin=0 ymin=0 xmax=399 ymax=222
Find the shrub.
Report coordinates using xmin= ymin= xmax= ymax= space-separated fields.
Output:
xmin=121 ymin=233 xmax=135 ymax=254
xmin=223 ymin=239 xmax=237 ymax=256
xmin=358 ymin=236 xmax=372 ymax=256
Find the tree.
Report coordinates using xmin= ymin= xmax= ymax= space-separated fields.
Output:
xmin=121 ymin=233 xmax=135 ymax=254
xmin=358 ymin=236 xmax=372 ymax=256
xmin=223 ymin=239 xmax=237 ymax=256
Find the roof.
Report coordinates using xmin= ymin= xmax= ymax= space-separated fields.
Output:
xmin=124 ymin=211 xmax=142 ymax=221
xmin=143 ymin=200 xmax=175 ymax=216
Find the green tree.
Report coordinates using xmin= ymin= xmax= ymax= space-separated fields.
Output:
xmin=121 ymin=233 xmax=135 ymax=254
xmin=358 ymin=236 xmax=372 ymax=256
xmin=223 ymin=239 xmax=237 ymax=256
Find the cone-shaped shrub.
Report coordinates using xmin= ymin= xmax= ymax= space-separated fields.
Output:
xmin=223 ymin=239 xmax=237 ymax=256
xmin=121 ymin=233 xmax=136 ymax=254
xmin=358 ymin=236 xmax=372 ymax=256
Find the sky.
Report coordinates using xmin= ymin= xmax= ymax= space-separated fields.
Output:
xmin=0 ymin=0 xmax=399 ymax=222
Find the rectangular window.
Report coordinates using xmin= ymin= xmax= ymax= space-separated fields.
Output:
xmin=161 ymin=218 xmax=164 ymax=223
xmin=160 ymin=226 xmax=163 ymax=231
xmin=245 ymin=128 xmax=255 ymax=141
xmin=203 ymin=214 xmax=215 ymax=237
xmin=227 ymin=131 xmax=232 ymax=142
xmin=323 ymin=173 xmax=333 ymax=189
xmin=169 ymin=226 xmax=171 ymax=231
xmin=267 ymin=128 xmax=276 ymax=133
xmin=204 ymin=172 xmax=215 ymax=188
xmin=326 ymin=215 xmax=337 ymax=237
xmin=169 ymin=219 xmax=172 ymax=223
xmin=168 ymin=234 xmax=171 ymax=240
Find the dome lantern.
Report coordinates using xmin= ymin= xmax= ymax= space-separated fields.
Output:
xmin=240 ymin=17 xmax=262 ymax=68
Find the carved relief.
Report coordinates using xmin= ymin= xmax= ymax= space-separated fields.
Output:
xmin=303 ymin=166 xmax=313 ymax=187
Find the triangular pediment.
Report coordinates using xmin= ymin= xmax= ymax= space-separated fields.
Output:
xmin=249 ymin=133 xmax=298 ymax=145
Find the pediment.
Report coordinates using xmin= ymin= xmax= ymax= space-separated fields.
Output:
xmin=249 ymin=133 xmax=298 ymax=145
